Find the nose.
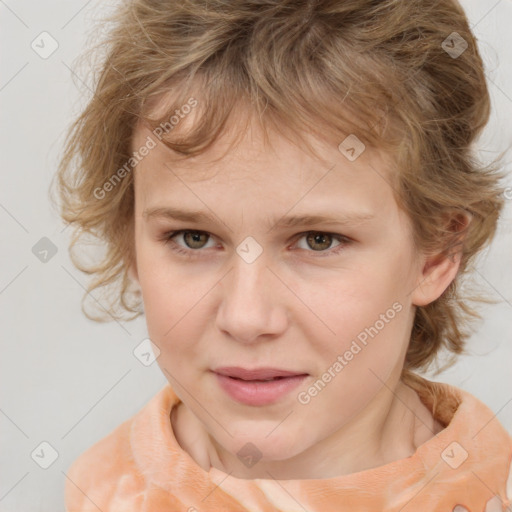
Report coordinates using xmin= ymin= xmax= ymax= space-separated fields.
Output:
xmin=215 ymin=255 xmax=288 ymax=344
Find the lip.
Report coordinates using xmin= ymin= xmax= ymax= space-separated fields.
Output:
xmin=212 ymin=367 xmax=309 ymax=406
xmin=214 ymin=367 xmax=307 ymax=380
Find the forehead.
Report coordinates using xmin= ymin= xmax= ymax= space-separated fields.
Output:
xmin=130 ymin=96 xmax=398 ymax=218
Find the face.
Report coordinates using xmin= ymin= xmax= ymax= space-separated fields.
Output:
xmin=130 ymin=103 xmax=427 ymax=467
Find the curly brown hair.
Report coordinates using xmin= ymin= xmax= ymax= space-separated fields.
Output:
xmin=51 ymin=0 xmax=508 ymax=381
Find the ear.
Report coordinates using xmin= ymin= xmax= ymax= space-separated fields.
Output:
xmin=411 ymin=211 xmax=472 ymax=307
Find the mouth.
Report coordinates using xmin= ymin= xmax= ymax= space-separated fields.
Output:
xmin=227 ymin=375 xmax=294 ymax=382
xmin=213 ymin=367 xmax=308 ymax=381
xmin=212 ymin=367 xmax=309 ymax=406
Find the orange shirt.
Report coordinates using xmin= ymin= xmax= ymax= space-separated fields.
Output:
xmin=64 ymin=376 xmax=512 ymax=512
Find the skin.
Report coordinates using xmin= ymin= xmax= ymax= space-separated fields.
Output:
xmin=129 ymin=99 xmax=464 ymax=480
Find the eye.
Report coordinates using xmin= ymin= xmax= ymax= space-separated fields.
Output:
xmin=163 ymin=229 xmax=216 ymax=256
xmin=160 ymin=229 xmax=352 ymax=258
xmin=293 ymin=231 xmax=351 ymax=256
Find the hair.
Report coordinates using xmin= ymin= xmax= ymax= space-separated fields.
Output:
xmin=51 ymin=0 xmax=509 ymax=382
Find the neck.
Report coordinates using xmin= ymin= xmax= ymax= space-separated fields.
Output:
xmin=172 ymin=377 xmax=442 ymax=480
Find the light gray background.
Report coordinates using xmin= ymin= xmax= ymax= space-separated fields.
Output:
xmin=1 ymin=1 xmax=511 ymax=510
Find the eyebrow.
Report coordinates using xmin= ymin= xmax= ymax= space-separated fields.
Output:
xmin=142 ymin=206 xmax=375 ymax=230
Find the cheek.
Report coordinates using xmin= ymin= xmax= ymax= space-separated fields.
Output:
xmin=303 ymin=298 xmax=408 ymax=420
xmin=137 ymin=253 xmax=183 ymax=337
xmin=300 ymin=258 xmax=411 ymax=364
xmin=311 ymin=267 xmax=401 ymax=325
xmin=136 ymin=254 xmax=210 ymax=360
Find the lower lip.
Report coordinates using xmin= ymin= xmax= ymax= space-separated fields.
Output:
xmin=214 ymin=372 xmax=308 ymax=406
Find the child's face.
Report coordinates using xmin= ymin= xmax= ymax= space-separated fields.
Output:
xmin=131 ymin=103 xmax=429 ymax=467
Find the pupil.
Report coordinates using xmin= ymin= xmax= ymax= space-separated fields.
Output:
xmin=186 ymin=231 xmax=206 ymax=248
xmin=309 ymin=232 xmax=331 ymax=251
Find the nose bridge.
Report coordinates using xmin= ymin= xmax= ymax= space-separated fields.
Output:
xmin=233 ymin=253 xmax=272 ymax=298
xmin=216 ymin=251 xmax=286 ymax=342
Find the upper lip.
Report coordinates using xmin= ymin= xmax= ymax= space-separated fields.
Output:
xmin=213 ymin=367 xmax=308 ymax=380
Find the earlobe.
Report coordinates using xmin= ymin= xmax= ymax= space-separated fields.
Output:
xmin=411 ymin=211 xmax=471 ymax=307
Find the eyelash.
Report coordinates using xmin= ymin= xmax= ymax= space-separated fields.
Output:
xmin=159 ymin=229 xmax=353 ymax=259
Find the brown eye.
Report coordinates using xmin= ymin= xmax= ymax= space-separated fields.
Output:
xmin=161 ymin=229 xmax=351 ymax=259
xmin=164 ymin=230 xmax=213 ymax=251
xmin=305 ymin=232 xmax=335 ymax=251
xmin=294 ymin=231 xmax=351 ymax=256
xmin=181 ymin=231 xmax=209 ymax=249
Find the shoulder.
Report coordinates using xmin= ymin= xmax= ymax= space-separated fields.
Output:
xmin=450 ymin=451 xmax=512 ymax=512
xmin=63 ymin=385 xmax=177 ymax=512
xmin=64 ymin=417 xmax=146 ymax=512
